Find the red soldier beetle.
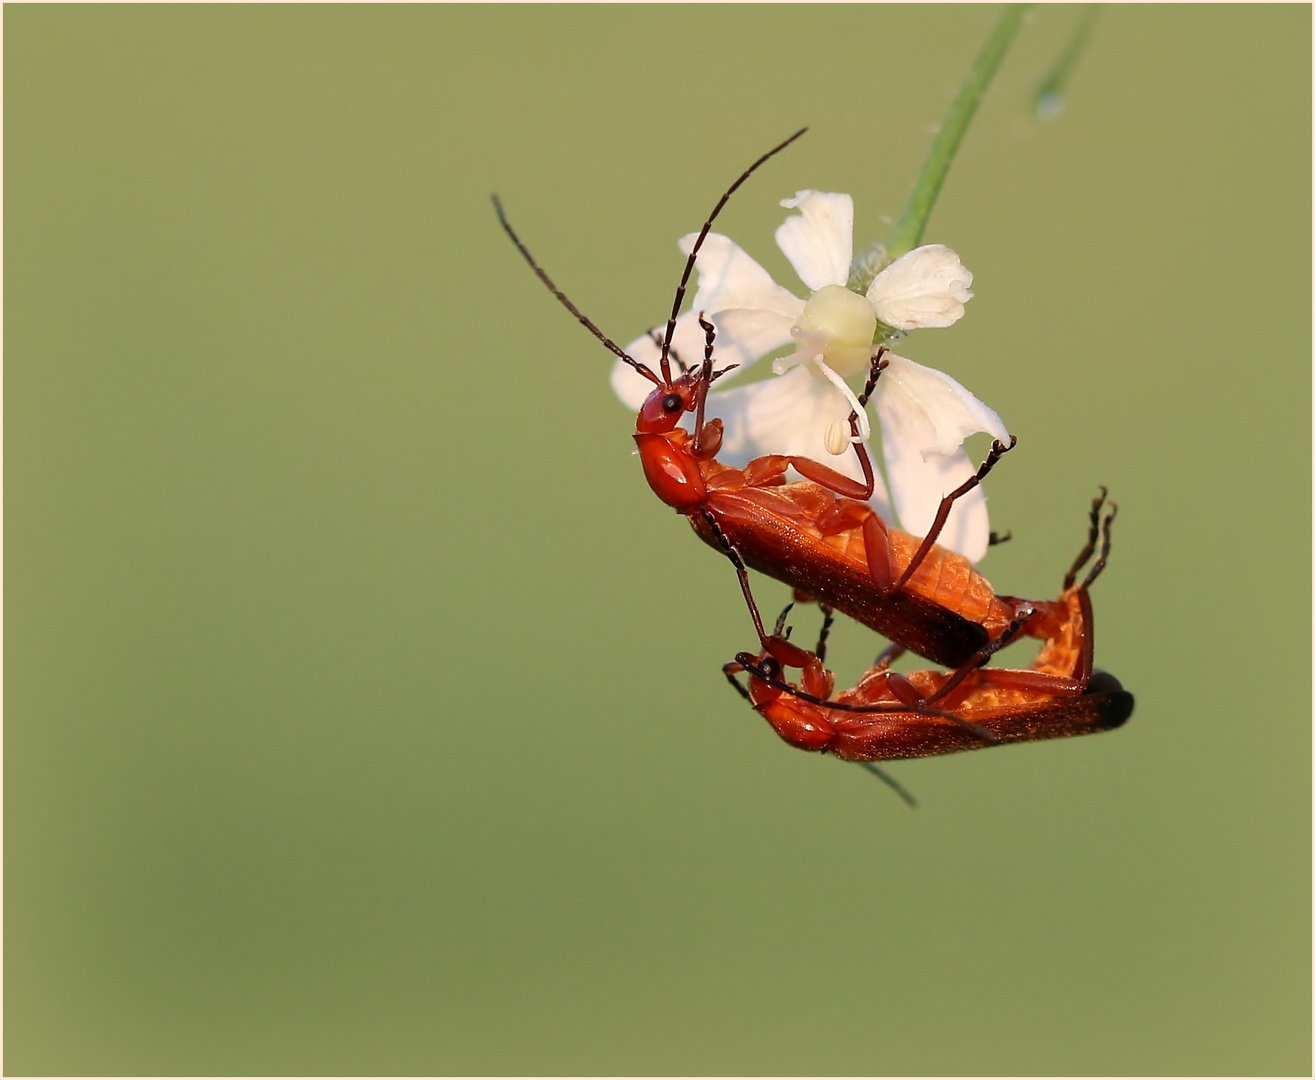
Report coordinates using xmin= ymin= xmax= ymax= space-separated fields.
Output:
xmin=724 ymin=491 xmax=1132 ymax=803
xmin=493 ymin=129 xmax=1022 ymax=668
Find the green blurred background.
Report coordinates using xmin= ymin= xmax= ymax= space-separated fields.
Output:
xmin=6 ymin=5 xmax=1309 ymax=1075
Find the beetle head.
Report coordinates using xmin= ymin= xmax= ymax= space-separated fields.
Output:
xmin=635 ymin=370 xmax=703 ymax=434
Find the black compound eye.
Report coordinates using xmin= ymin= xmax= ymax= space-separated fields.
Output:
xmin=661 ymin=393 xmax=683 ymax=413
xmin=760 ymin=657 xmax=782 ymax=680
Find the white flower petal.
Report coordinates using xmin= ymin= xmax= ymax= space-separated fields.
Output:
xmin=662 ymin=231 xmax=802 ymax=375
xmin=702 ymin=307 xmax=798 ymax=373
xmin=610 ymin=356 xmax=656 ymax=411
xmin=871 ymin=354 xmax=1008 ymax=562
xmin=700 ymin=364 xmax=893 ymax=519
xmin=871 ymin=354 xmax=1008 ymax=458
xmin=678 ymin=232 xmax=803 ymax=323
xmin=774 ymin=190 xmax=854 ymax=292
xmin=804 ymin=355 xmax=872 ymax=443
xmin=865 ymin=244 xmax=973 ymax=329
xmin=881 ymin=443 xmax=993 ymax=563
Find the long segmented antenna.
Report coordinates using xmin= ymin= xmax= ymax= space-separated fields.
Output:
xmin=492 ymin=193 xmax=661 ymax=387
xmin=856 ymin=762 xmax=918 ymax=808
xmin=657 ymin=127 xmax=809 ymax=384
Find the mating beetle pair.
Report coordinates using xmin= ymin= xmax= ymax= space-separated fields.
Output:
xmin=495 ymin=129 xmax=1132 ymax=791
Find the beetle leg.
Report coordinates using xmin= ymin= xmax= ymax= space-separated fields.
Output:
xmin=771 ymin=603 xmax=795 ymax=638
xmin=862 ymin=511 xmax=896 ymax=592
xmin=856 ymin=346 xmax=890 ymax=408
xmin=975 ymin=667 xmax=1086 ymax=696
xmin=691 ymin=314 xmax=717 ymax=455
xmin=700 ymin=512 xmax=818 ymax=670
xmin=814 ymin=605 xmax=835 ymax=663
xmin=849 ymin=668 xmax=924 ymax=706
xmin=815 ymin=499 xmax=869 ymax=536
xmin=742 ymin=455 xmax=791 ymax=487
xmin=923 ymin=605 xmax=1037 ymax=706
xmin=1063 ymin=487 xmax=1107 ymax=590
xmin=873 ymin=641 xmax=906 ymax=672
xmin=699 ymin=510 xmax=769 ymax=646
xmin=778 ymin=349 xmax=889 ymax=500
xmin=1080 ymin=501 xmax=1117 ymax=590
xmin=786 ymin=454 xmax=877 ymax=500
xmin=893 ymin=435 xmax=1018 ymax=591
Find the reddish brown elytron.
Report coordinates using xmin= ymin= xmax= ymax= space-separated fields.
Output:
xmin=494 ymin=129 xmax=1020 ymax=667
xmin=628 ymin=321 xmax=1020 ymax=667
xmin=725 ymin=491 xmax=1132 ymax=776
xmin=688 ymin=411 xmax=1020 ymax=667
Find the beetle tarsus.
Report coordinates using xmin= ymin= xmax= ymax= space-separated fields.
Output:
xmin=893 ymin=434 xmax=1019 ymax=592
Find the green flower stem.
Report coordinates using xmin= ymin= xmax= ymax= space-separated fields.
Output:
xmin=886 ymin=4 xmax=1031 ymax=259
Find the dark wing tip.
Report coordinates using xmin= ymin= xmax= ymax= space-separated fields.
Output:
xmin=1085 ymin=669 xmax=1135 ymax=730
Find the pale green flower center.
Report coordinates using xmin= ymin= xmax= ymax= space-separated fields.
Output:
xmin=792 ymin=284 xmax=876 ymax=378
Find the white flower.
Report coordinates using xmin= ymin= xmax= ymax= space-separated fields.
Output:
xmin=865 ymin=242 xmax=975 ymax=329
xmin=610 ymin=190 xmax=1008 ymax=563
